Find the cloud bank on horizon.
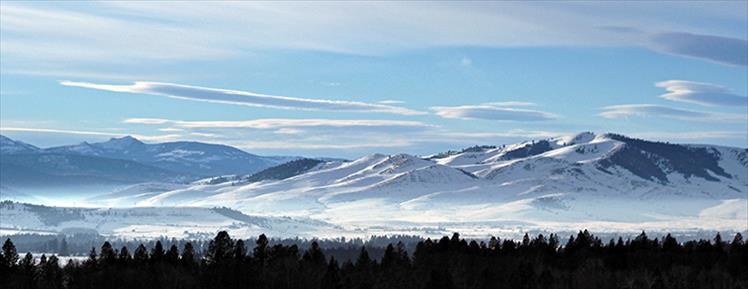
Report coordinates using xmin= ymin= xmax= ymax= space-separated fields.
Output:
xmin=1 ymin=1 xmax=746 ymax=157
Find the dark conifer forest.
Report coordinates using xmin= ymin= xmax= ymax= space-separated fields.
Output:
xmin=1 ymin=230 xmax=746 ymax=289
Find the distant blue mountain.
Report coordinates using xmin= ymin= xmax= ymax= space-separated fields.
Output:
xmin=0 ymin=135 xmax=40 ymax=154
xmin=43 ymin=136 xmax=291 ymax=177
xmin=0 ymin=135 xmax=294 ymax=188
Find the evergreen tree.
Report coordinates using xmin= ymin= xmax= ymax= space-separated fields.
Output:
xmin=233 ymin=240 xmax=246 ymax=261
xmin=100 ymin=241 xmax=116 ymax=265
xmin=732 ymin=232 xmax=744 ymax=246
xmin=119 ymin=246 xmax=132 ymax=264
xmin=151 ymin=241 xmax=165 ymax=263
xmin=254 ymin=234 xmax=269 ymax=262
xmin=181 ymin=243 xmax=197 ymax=267
xmin=320 ymin=257 xmax=341 ymax=289
xmin=166 ymin=244 xmax=180 ymax=264
xmin=205 ymin=231 xmax=234 ymax=265
xmin=85 ymin=247 xmax=97 ymax=266
xmin=302 ymin=241 xmax=326 ymax=266
xmin=2 ymin=238 xmax=18 ymax=269
xmin=134 ymin=244 xmax=149 ymax=264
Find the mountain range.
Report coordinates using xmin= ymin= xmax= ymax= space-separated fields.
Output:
xmin=0 ymin=135 xmax=296 ymax=188
xmin=1 ymin=132 xmax=746 ymax=239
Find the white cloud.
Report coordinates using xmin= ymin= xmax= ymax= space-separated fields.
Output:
xmin=124 ymin=118 xmax=171 ymax=125
xmin=61 ymin=81 xmax=424 ymax=115
xmin=2 ymin=2 xmax=745 ymax=65
xmin=599 ymin=104 xmax=747 ymax=122
xmin=378 ymin=100 xmax=405 ymax=104
xmin=649 ymin=32 xmax=748 ymax=66
xmin=434 ymin=129 xmax=563 ymax=140
xmin=0 ymin=127 xmax=181 ymax=142
xmin=124 ymin=118 xmax=434 ymax=130
xmin=656 ymin=80 xmax=748 ymax=107
xmin=431 ymin=103 xmax=558 ymax=121
xmin=158 ymin=128 xmax=184 ymax=132
xmin=234 ymin=140 xmax=413 ymax=150
xmin=118 ymin=116 xmax=571 ymax=154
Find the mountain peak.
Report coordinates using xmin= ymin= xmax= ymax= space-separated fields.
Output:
xmin=0 ymin=134 xmax=41 ymax=154
xmin=99 ymin=135 xmax=144 ymax=148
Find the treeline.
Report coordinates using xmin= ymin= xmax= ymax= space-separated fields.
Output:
xmin=1 ymin=230 xmax=746 ymax=289
xmin=0 ymin=233 xmax=428 ymax=264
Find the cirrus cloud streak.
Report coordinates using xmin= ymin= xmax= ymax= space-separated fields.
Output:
xmin=61 ymin=81 xmax=424 ymax=115
xmin=431 ymin=103 xmax=559 ymax=121
xmin=599 ymin=104 xmax=747 ymax=122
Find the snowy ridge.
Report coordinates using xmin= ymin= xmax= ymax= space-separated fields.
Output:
xmin=2 ymin=132 xmax=746 ymax=238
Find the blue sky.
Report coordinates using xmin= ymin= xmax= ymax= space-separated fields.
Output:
xmin=1 ymin=1 xmax=746 ymax=158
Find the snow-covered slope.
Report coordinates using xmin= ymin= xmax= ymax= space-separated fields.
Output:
xmin=114 ymin=132 xmax=747 ymax=233
xmin=0 ymin=201 xmax=344 ymax=239
xmin=2 ymin=132 xmax=746 ymax=238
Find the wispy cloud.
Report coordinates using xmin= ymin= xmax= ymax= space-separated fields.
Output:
xmin=629 ymin=131 xmax=748 ymax=141
xmin=431 ymin=103 xmax=558 ymax=121
xmin=656 ymin=80 xmax=748 ymax=107
xmin=433 ymin=129 xmax=563 ymax=140
xmin=124 ymin=118 xmax=434 ymax=130
xmin=120 ymin=116 xmax=571 ymax=154
xmin=235 ymin=140 xmax=414 ymax=150
xmin=599 ymin=104 xmax=747 ymax=122
xmin=378 ymin=100 xmax=405 ymax=104
xmin=2 ymin=2 xmax=745 ymax=65
xmin=61 ymin=81 xmax=424 ymax=115
xmin=649 ymin=32 xmax=748 ymax=66
xmin=0 ymin=127 xmax=180 ymax=142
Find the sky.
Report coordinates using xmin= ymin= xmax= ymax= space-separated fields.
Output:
xmin=0 ymin=1 xmax=746 ymax=158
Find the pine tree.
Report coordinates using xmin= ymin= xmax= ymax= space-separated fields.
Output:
xmin=166 ymin=244 xmax=180 ymax=264
xmin=732 ymin=232 xmax=744 ymax=246
xmin=100 ymin=241 xmax=116 ymax=265
xmin=233 ymin=239 xmax=246 ymax=261
xmin=302 ymin=241 xmax=326 ymax=266
xmin=85 ymin=247 xmax=97 ymax=267
xmin=714 ymin=233 xmax=725 ymax=250
xmin=19 ymin=252 xmax=33 ymax=271
xmin=151 ymin=240 xmax=165 ymax=262
xmin=134 ymin=244 xmax=149 ymax=264
xmin=254 ymin=234 xmax=269 ymax=262
xmin=181 ymin=242 xmax=196 ymax=267
xmin=355 ymin=246 xmax=373 ymax=269
xmin=119 ymin=246 xmax=132 ymax=264
xmin=2 ymin=238 xmax=18 ymax=269
xmin=205 ymin=231 xmax=234 ymax=265
xmin=320 ymin=257 xmax=341 ymax=289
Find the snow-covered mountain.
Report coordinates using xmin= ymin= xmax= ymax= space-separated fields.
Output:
xmin=2 ymin=132 xmax=746 ymax=238
xmin=45 ymin=136 xmax=291 ymax=177
xmin=99 ymin=132 xmax=746 ymax=234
